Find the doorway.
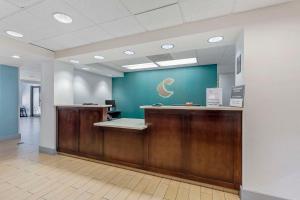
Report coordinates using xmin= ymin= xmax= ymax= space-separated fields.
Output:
xmin=19 ymin=81 xmax=41 ymax=145
xmin=30 ymin=86 xmax=41 ymax=117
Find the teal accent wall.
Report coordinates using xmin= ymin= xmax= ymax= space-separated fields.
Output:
xmin=112 ymin=64 xmax=217 ymax=118
xmin=0 ymin=65 xmax=19 ymax=140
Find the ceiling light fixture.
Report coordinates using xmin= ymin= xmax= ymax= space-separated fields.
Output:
xmin=5 ymin=30 xmax=23 ymax=38
xmin=53 ymin=13 xmax=73 ymax=24
xmin=12 ymin=55 xmax=21 ymax=59
xmin=161 ymin=43 xmax=174 ymax=50
xmin=122 ymin=62 xmax=158 ymax=70
xmin=82 ymin=67 xmax=89 ymax=70
xmin=208 ymin=36 xmax=224 ymax=43
xmin=70 ymin=59 xmax=79 ymax=64
xmin=94 ymin=55 xmax=104 ymax=60
xmin=123 ymin=50 xmax=135 ymax=55
xmin=156 ymin=58 xmax=197 ymax=67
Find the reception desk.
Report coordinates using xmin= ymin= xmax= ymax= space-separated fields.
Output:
xmin=56 ymin=105 xmax=109 ymax=157
xmin=142 ymin=106 xmax=242 ymax=190
xmin=56 ymin=105 xmax=242 ymax=190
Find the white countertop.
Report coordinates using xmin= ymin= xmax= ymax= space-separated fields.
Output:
xmin=94 ymin=118 xmax=147 ymax=130
xmin=56 ymin=104 xmax=111 ymax=108
xmin=140 ymin=105 xmax=243 ymax=111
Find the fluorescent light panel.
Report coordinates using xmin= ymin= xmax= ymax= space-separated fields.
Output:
xmin=122 ymin=62 xmax=158 ymax=70
xmin=157 ymin=58 xmax=197 ymax=67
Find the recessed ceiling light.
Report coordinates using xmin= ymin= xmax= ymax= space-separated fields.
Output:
xmin=123 ymin=50 xmax=135 ymax=55
xmin=53 ymin=13 xmax=72 ymax=24
xmin=5 ymin=30 xmax=23 ymax=38
xmin=122 ymin=62 xmax=158 ymax=70
xmin=156 ymin=58 xmax=197 ymax=67
xmin=70 ymin=59 xmax=79 ymax=64
xmin=82 ymin=67 xmax=89 ymax=70
xmin=208 ymin=36 xmax=224 ymax=43
xmin=161 ymin=43 xmax=174 ymax=50
xmin=94 ymin=55 xmax=104 ymax=60
xmin=12 ymin=55 xmax=20 ymax=59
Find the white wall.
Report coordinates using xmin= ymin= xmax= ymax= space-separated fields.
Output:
xmin=73 ymin=69 xmax=112 ymax=104
xmin=54 ymin=61 xmax=74 ymax=105
xmin=53 ymin=61 xmax=112 ymax=105
xmin=218 ymin=73 xmax=235 ymax=106
xmin=242 ymin=4 xmax=300 ymax=199
xmin=20 ymin=69 xmax=41 ymax=82
xmin=40 ymin=61 xmax=56 ymax=151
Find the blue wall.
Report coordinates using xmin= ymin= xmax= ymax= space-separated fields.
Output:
xmin=0 ymin=65 xmax=19 ymax=140
xmin=112 ymin=64 xmax=217 ymax=118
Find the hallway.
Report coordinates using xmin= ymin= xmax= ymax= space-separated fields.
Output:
xmin=19 ymin=117 xmax=40 ymax=146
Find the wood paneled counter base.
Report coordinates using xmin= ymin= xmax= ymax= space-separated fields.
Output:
xmin=57 ymin=106 xmax=242 ymax=190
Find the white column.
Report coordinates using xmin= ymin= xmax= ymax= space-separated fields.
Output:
xmin=39 ymin=61 xmax=56 ymax=153
xmin=54 ymin=61 xmax=74 ymax=105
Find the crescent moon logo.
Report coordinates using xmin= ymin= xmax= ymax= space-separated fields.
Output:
xmin=157 ymin=78 xmax=175 ymax=98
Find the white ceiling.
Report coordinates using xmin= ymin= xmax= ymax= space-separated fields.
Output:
xmin=88 ymin=45 xmax=236 ymax=74
xmin=58 ymin=28 xmax=240 ymax=64
xmin=0 ymin=35 xmax=53 ymax=67
xmin=0 ymin=0 xmax=293 ymax=51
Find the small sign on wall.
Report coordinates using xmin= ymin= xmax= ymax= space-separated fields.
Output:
xmin=206 ymin=88 xmax=223 ymax=107
xmin=230 ymin=85 xmax=245 ymax=107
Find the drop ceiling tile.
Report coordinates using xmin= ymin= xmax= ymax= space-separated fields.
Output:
xmin=0 ymin=11 xmax=58 ymax=42
xmin=136 ymin=4 xmax=183 ymax=31
xmin=26 ymin=0 xmax=93 ymax=38
xmin=32 ymin=39 xmax=66 ymax=51
xmin=6 ymin=0 xmax=43 ymax=8
xmin=121 ymin=0 xmax=177 ymax=14
xmin=219 ymin=46 xmax=235 ymax=65
xmin=64 ymin=0 xmax=130 ymax=24
xmin=233 ymin=0 xmax=292 ymax=13
xmin=0 ymin=0 xmax=20 ymax=18
xmin=222 ymin=45 xmax=235 ymax=58
xmin=33 ymin=33 xmax=87 ymax=51
xmin=196 ymin=46 xmax=225 ymax=64
xmin=100 ymin=16 xmax=145 ymax=38
xmin=179 ymin=0 xmax=235 ymax=22
xmin=70 ymin=26 xmax=113 ymax=44
xmin=171 ymin=50 xmax=197 ymax=59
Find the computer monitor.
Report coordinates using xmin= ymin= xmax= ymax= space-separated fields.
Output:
xmin=105 ymin=100 xmax=116 ymax=110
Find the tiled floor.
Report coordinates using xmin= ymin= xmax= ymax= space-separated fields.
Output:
xmin=0 ymin=117 xmax=240 ymax=200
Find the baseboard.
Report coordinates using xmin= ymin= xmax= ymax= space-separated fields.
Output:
xmin=0 ymin=133 xmax=21 ymax=141
xmin=241 ymin=188 xmax=290 ymax=200
xmin=39 ymin=146 xmax=57 ymax=155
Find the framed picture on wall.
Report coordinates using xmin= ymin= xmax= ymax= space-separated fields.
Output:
xmin=237 ymin=54 xmax=242 ymax=74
